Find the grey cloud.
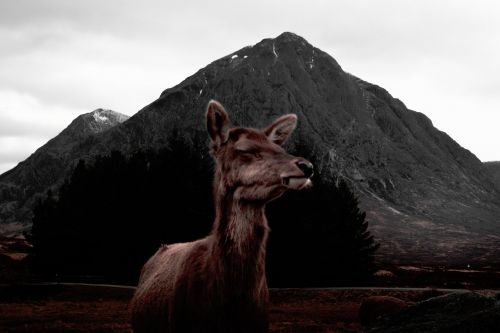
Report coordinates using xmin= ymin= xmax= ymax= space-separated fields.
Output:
xmin=0 ymin=149 xmax=32 ymax=163
xmin=0 ymin=114 xmax=60 ymax=137
xmin=0 ymin=0 xmax=499 ymax=164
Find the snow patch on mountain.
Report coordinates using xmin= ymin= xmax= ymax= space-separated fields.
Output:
xmin=90 ymin=109 xmax=129 ymax=125
xmin=93 ymin=110 xmax=109 ymax=123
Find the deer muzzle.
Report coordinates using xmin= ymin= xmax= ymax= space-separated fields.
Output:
xmin=281 ymin=159 xmax=314 ymax=190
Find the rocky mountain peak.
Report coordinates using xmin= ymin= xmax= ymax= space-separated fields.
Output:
xmin=48 ymin=109 xmax=129 ymax=148
xmin=75 ymin=109 xmax=130 ymax=134
xmin=0 ymin=108 xmax=129 ymax=236
xmin=89 ymin=108 xmax=130 ymax=124
xmin=275 ymin=31 xmax=309 ymax=43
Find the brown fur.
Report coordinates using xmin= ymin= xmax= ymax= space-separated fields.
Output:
xmin=131 ymin=100 xmax=313 ymax=333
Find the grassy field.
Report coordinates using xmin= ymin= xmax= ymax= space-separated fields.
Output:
xmin=0 ymin=284 xmax=446 ymax=333
xmin=2 ymin=238 xmax=497 ymax=332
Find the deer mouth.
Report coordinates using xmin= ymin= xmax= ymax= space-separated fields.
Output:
xmin=282 ymin=176 xmax=312 ymax=190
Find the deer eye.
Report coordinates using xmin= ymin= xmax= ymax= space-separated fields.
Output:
xmin=237 ymin=149 xmax=262 ymax=160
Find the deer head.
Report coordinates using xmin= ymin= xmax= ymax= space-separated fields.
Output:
xmin=206 ymin=100 xmax=313 ymax=203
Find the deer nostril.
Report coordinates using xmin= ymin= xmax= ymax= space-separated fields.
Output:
xmin=296 ymin=160 xmax=314 ymax=178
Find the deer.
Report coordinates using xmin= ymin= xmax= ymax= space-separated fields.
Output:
xmin=130 ymin=100 xmax=314 ymax=333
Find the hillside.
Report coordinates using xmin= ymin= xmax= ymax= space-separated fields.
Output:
xmin=1 ymin=32 xmax=499 ymax=266
xmin=484 ymin=161 xmax=500 ymax=192
xmin=0 ymin=109 xmax=129 ymax=235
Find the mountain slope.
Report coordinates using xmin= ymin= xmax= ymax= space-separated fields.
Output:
xmin=484 ymin=161 xmax=500 ymax=192
xmin=0 ymin=109 xmax=129 ymax=235
xmin=1 ymin=32 xmax=499 ymax=266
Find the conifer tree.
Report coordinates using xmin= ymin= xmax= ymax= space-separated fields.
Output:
xmin=266 ymin=177 xmax=379 ymax=287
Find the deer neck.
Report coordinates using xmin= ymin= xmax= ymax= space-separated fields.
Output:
xmin=211 ymin=186 xmax=269 ymax=287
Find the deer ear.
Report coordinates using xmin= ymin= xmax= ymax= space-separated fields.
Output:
xmin=206 ymin=100 xmax=230 ymax=147
xmin=265 ymin=114 xmax=297 ymax=145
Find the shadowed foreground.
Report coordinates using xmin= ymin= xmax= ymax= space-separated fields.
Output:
xmin=0 ymin=285 xmax=448 ymax=333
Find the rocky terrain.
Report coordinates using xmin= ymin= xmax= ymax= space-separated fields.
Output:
xmin=0 ymin=109 xmax=128 ymax=235
xmin=369 ymin=291 xmax=500 ymax=333
xmin=0 ymin=32 xmax=499 ymax=266
xmin=484 ymin=161 xmax=500 ymax=192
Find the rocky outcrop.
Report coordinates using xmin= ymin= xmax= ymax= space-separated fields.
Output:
xmin=0 ymin=32 xmax=499 ymax=266
xmin=368 ymin=291 xmax=500 ymax=333
xmin=484 ymin=161 xmax=500 ymax=192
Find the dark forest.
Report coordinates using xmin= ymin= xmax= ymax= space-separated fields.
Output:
xmin=29 ymin=137 xmax=379 ymax=287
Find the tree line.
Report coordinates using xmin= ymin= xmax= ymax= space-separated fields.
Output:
xmin=29 ymin=137 xmax=379 ymax=286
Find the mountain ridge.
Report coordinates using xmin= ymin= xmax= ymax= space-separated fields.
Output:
xmin=0 ymin=109 xmax=128 ymax=236
xmin=0 ymin=32 xmax=499 ymax=266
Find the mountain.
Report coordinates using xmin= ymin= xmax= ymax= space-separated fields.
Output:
xmin=484 ymin=161 xmax=500 ymax=192
xmin=1 ymin=32 xmax=499 ymax=267
xmin=0 ymin=109 xmax=129 ymax=236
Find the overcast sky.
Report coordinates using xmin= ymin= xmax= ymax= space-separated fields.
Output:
xmin=1 ymin=0 xmax=499 ymax=174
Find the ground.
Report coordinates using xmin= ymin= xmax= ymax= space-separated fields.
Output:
xmin=0 ymin=284 xmax=446 ymax=333
xmin=1 ymin=238 xmax=498 ymax=332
